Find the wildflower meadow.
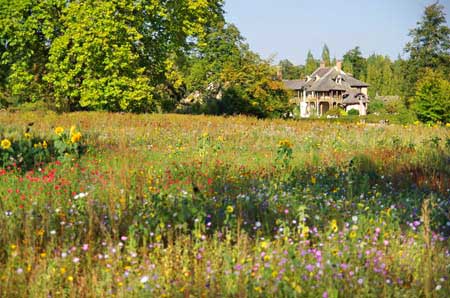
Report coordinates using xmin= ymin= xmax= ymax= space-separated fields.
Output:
xmin=0 ymin=111 xmax=449 ymax=297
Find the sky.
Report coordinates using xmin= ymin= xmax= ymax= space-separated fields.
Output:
xmin=223 ymin=0 xmax=450 ymax=65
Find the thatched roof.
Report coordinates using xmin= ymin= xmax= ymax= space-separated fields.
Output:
xmin=342 ymin=91 xmax=369 ymax=105
xmin=282 ymin=79 xmax=305 ymax=90
xmin=282 ymin=65 xmax=369 ymax=93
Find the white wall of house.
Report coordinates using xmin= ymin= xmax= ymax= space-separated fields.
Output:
xmin=361 ymin=87 xmax=368 ymax=96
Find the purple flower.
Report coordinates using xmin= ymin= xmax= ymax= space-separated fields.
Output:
xmin=323 ymin=291 xmax=328 ymax=298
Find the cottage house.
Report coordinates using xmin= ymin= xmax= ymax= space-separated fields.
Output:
xmin=283 ymin=61 xmax=369 ymax=117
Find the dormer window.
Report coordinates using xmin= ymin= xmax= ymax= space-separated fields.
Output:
xmin=336 ymin=75 xmax=342 ymax=84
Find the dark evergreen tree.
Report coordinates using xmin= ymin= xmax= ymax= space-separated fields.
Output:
xmin=321 ymin=44 xmax=331 ymax=66
xmin=404 ymin=2 xmax=450 ymax=99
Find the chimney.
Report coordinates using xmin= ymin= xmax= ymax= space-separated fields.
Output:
xmin=276 ymin=66 xmax=282 ymax=80
xmin=336 ymin=60 xmax=342 ymax=71
xmin=320 ymin=61 xmax=325 ymax=68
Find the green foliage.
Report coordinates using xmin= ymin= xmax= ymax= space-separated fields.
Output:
xmin=366 ymin=55 xmax=399 ymax=98
xmin=0 ymin=125 xmax=85 ymax=171
xmin=0 ymin=0 xmax=225 ymax=112
xmin=279 ymin=59 xmax=304 ymax=80
xmin=183 ymin=23 xmax=290 ymax=118
xmin=1 ymin=134 xmax=50 ymax=171
xmin=276 ymin=139 xmax=293 ymax=169
xmin=52 ymin=126 xmax=84 ymax=162
xmin=347 ymin=109 xmax=360 ymax=116
xmin=342 ymin=46 xmax=366 ymax=79
xmin=0 ymin=0 xmax=65 ymax=105
xmin=321 ymin=44 xmax=331 ymax=66
xmin=342 ymin=59 xmax=353 ymax=75
xmin=325 ymin=107 xmax=343 ymax=117
xmin=305 ymin=50 xmax=319 ymax=74
xmin=384 ymin=97 xmax=407 ymax=114
xmin=367 ymin=97 xmax=386 ymax=114
xmin=404 ymin=2 xmax=450 ymax=99
xmin=413 ymin=68 xmax=450 ymax=123
xmin=45 ymin=0 xmax=154 ymax=112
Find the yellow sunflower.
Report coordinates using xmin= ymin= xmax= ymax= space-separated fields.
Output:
xmin=1 ymin=138 xmax=11 ymax=150
xmin=70 ymin=132 xmax=82 ymax=143
xmin=54 ymin=127 xmax=64 ymax=136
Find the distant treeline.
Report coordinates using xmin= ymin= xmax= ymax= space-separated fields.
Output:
xmin=0 ymin=1 xmax=448 ymax=122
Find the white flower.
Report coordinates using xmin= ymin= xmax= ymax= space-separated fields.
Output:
xmin=255 ymin=221 xmax=262 ymax=228
xmin=352 ymin=216 xmax=358 ymax=223
xmin=140 ymin=276 xmax=149 ymax=283
xmin=50 ymin=230 xmax=56 ymax=235
xmin=73 ymin=192 xmax=88 ymax=199
xmin=435 ymin=285 xmax=442 ymax=291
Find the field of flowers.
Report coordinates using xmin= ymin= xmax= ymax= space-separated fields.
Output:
xmin=0 ymin=111 xmax=449 ymax=297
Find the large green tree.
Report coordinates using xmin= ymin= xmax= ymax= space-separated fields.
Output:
xmin=0 ymin=0 xmax=65 ymax=104
xmin=45 ymin=0 xmax=151 ymax=111
xmin=404 ymin=2 xmax=450 ymax=99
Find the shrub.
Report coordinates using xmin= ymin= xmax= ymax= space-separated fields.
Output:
xmin=347 ymin=109 xmax=360 ymax=116
xmin=367 ymin=97 xmax=386 ymax=114
xmin=325 ymin=107 xmax=343 ymax=117
xmin=413 ymin=69 xmax=450 ymax=124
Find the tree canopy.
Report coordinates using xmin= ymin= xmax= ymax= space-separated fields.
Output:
xmin=342 ymin=47 xmax=366 ymax=80
xmin=321 ymin=44 xmax=331 ymax=66
xmin=0 ymin=0 xmax=225 ymax=112
xmin=403 ymin=1 xmax=450 ymax=99
xmin=305 ymin=50 xmax=318 ymax=75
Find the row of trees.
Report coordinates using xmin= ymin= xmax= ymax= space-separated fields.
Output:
xmin=0 ymin=0 xmax=289 ymax=116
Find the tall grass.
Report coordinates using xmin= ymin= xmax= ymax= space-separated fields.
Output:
xmin=0 ymin=111 xmax=449 ymax=297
